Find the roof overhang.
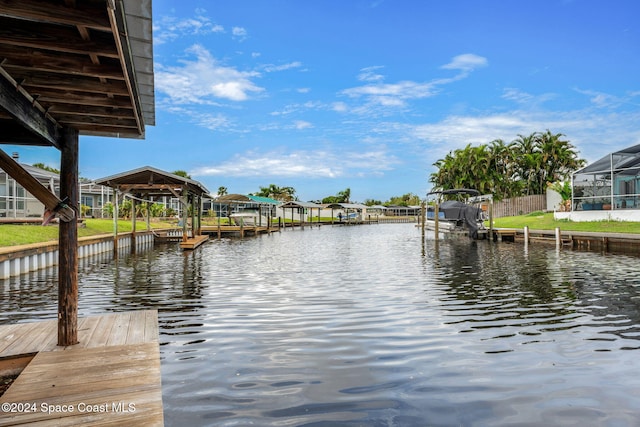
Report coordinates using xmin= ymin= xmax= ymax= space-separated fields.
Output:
xmin=95 ymin=166 xmax=210 ymax=197
xmin=0 ymin=0 xmax=155 ymax=147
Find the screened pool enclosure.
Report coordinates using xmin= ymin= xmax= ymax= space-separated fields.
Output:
xmin=573 ymin=144 xmax=640 ymax=211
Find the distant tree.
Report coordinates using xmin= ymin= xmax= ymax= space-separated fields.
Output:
xmin=322 ymin=188 xmax=351 ymax=204
xmin=430 ymin=130 xmax=585 ymax=200
xmin=217 ymin=186 xmax=228 ymax=196
xmin=253 ymin=184 xmax=296 ymax=201
xmin=173 ymin=170 xmax=191 ymax=179
xmin=386 ymin=193 xmax=421 ymax=206
xmin=364 ymin=199 xmax=383 ymax=206
xmin=32 ymin=163 xmax=60 ymax=174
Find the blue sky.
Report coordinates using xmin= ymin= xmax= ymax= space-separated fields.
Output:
xmin=11 ymin=0 xmax=640 ymax=202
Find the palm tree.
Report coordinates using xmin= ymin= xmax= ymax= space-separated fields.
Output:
xmin=254 ymin=184 xmax=296 ymax=201
xmin=337 ymin=188 xmax=351 ymax=203
xmin=430 ymin=130 xmax=585 ymax=199
xmin=217 ymin=186 xmax=228 ymax=197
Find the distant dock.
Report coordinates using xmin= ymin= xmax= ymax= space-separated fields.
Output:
xmin=492 ymin=227 xmax=640 ymax=253
xmin=0 ymin=310 xmax=164 ymax=426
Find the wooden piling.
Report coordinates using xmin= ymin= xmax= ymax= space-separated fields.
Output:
xmin=58 ymin=127 xmax=79 ymax=347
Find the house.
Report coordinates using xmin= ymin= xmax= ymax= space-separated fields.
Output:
xmin=0 ymin=154 xmax=60 ymax=218
xmin=556 ymin=144 xmax=640 ymax=222
xmin=0 ymin=155 xmax=116 ymax=219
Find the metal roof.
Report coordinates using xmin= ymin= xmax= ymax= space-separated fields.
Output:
xmin=95 ymin=166 xmax=210 ymax=196
xmin=215 ymin=194 xmax=277 ymax=204
xmin=247 ymin=195 xmax=280 ymax=205
xmin=0 ymin=0 xmax=155 ymax=145
xmin=279 ymin=201 xmax=324 ymax=209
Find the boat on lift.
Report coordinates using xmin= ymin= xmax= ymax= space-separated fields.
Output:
xmin=426 ymin=189 xmax=490 ymax=239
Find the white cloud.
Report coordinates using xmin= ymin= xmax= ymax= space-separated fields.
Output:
xmin=153 ymin=13 xmax=224 ymax=45
xmin=340 ymin=54 xmax=488 ymax=112
xmin=262 ymin=61 xmax=303 ymax=72
xmin=342 ymin=80 xmax=437 ymax=108
xmin=502 ymin=88 xmax=557 ymax=107
xmin=332 ymin=102 xmax=348 ymax=112
xmin=573 ymin=88 xmax=634 ymax=109
xmin=191 ymin=147 xmax=398 ymax=179
xmin=232 ymin=26 xmax=248 ymax=40
xmin=293 ymin=120 xmax=313 ymax=130
xmin=194 ymin=113 xmax=234 ymax=131
xmin=155 ymin=44 xmax=264 ymax=103
xmin=358 ymin=66 xmax=385 ymax=82
xmin=441 ymin=53 xmax=488 ymax=72
xmin=410 ymin=109 xmax=640 ymax=167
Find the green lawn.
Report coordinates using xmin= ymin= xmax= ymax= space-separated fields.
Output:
xmin=2 ymin=213 xmax=640 ymax=247
xmin=491 ymin=211 xmax=640 ymax=234
xmin=0 ymin=218 xmax=176 ymax=247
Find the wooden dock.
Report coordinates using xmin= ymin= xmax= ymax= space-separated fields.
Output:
xmin=179 ymin=234 xmax=209 ymax=250
xmin=201 ymin=224 xmax=274 ymax=238
xmin=492 ymin=227 xmax=640 ymax=253
xmin=0 ymin=310 xmax=163 ymax=426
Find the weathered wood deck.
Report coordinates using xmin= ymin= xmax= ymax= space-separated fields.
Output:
xmin=0 ymin=310 xmax=163 ymax=426
xmin=179 ymin=234 xmax=209 ymax=250
xmin=201 ymin=224 xmax=274 ymax=238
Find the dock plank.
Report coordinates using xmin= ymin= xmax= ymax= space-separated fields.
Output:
xmin=0 ymin=320 xmax=56 ymax=356
xmin=0 ymin=310 xmax=164 ymax=426
xmin=179 ymin=234 xmax=209 ymax=250
xmin=106 ymin=313 xmax=131 ymax=347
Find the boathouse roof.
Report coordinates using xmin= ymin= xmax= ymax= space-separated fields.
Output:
xmin=95 ymin=166 xmax=210 ymax=196
xmin=0 ymin=0 xmax=155 ymax=144
xmin=279 ymin=201 xmax=324 ymax=209
xmin=216 ymin=194 xmax=280 ymax=204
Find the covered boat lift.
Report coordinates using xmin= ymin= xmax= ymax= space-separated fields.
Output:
xmin=279 ymin=200 xmax=324 ymax=228
xmin=95 ymin=166 xmax=211 ymax=250
xmin=0 ymin=0 xmax=154 ymax=346
xmin=325 ymin=202 xmax=370 ymax=224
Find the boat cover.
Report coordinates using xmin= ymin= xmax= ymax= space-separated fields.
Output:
xmin=439 ymin=200 xmax=483 ymax=238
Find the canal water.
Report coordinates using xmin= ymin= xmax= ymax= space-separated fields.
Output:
xmin=2 ymin=224 xmax=640 ymax=426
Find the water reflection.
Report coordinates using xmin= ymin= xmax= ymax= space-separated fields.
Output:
xmin=1 ymin=225 xmax=640 ymax=425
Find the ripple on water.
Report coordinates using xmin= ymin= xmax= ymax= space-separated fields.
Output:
xmin=2 ymin=225 xmax=640 ymax=425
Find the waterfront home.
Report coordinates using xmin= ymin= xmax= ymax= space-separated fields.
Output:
xmin=556 ymin=143 xmax=640 ymax=222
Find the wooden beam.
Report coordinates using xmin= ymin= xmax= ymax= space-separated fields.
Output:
xmin=0 ymin=0 xmax=111 ymax=32
xmin=0 ymin=120 xmax=52 ymax=146
xmin=0 ymin=45 xmax=126 ymax=80
xmin=16 ymin=70 xmax=130 ymax=95
xmin=33 ymin=88 xmax=134 ymax=108
xmin=47 ymin=104 xmax=134 ymax=119
xmin=0 ymin=71 xmax=60 ymax=147
xmin=0 ymin=148 xmax=74 ymax=221
xmin=107 ymin=1 xmax=144 ymax=135
xmin=0 ymin=17 xmax=118 ymax=58
xmin=58 ymin=127 xmax=79 ymax=347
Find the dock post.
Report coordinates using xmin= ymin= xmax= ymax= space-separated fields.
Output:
xmin=58 ymin=127 xmax=79 ymax=346
xmin=420 ymin=201 xmax=426 ymax=241
xmin=434 ymin=202 xmax=439 ymax=238
xmin=555 ymin=227 xmax=561 ymax=250
xmin=524 ymin=226 xmax=529 ymax=244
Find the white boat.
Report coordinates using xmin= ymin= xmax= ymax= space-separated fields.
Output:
xmin=229 ymin=212 xmax=269 ymax=227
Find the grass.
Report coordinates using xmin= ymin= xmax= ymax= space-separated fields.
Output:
xmin=0 ymin=218 xmax=176 ymax=247
xmin=2 ymin=213 xmax=640 ymax=247
xmin=491 ymin=211 xmax=640 ymax=234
